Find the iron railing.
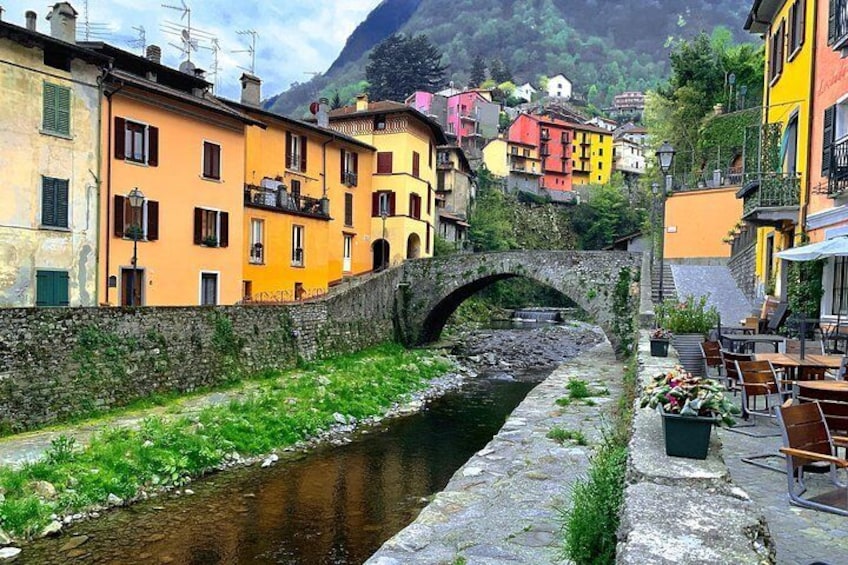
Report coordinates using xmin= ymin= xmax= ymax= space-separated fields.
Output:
xmin=244 ymin=184 xmax=330 ymax=219
xmin=831 ymin=0 xmax=848 ymax=46
xmin=343 ymin=171 xmax=358 ymax=186
xmin=741 ymin=172 xmax=801 ymax=216
xmin=669 ymin=167 xmax=745 ymax=192
xmin=828 ymin=137 xmax=848 ymax=197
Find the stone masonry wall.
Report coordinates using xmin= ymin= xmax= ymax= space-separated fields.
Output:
xmin=0 ymin=269 xmax=404 ymax=432
xmin=728 ymin=242 xmax=757 ymax=305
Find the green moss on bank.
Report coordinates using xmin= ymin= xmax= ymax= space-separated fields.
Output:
xmin=0 ymin=343 xmax=453 ymax=539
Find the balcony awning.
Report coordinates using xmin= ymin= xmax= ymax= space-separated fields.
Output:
xmin=776 ymin=236 xmax=848 ymax=261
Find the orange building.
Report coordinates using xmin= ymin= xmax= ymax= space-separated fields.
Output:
xmin=223 ymin=80 xmax=375 ymax=301
xmin=664 ymin=187 xmax=744 ymax=260
xmin=87 ymin=43 xmax=256 ymax=306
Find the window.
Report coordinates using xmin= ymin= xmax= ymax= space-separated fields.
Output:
xmin=409 ymin=193 xmax=422 ymax=219
xmin=374 ymin=116 xmax=386 ymax=130
xmin=249 ymin=219 xmax=264 ymax=264
xmin=292 ymin=225 xmax=304 ymax=266
xmin=372 ymin=191 xmax=395 ymax=217
xmin=42 ymin=82 xmax=71 ymax=136
xmin=599 ymin=147 xmax=604 ymax=156
xmin=35 ymin=270 xmax=69 ymax=307
xmin=114 ymin=117 xmax=159 ymax=166
xmin=113 ymin=195 xmax=159 ymax=241
xmin=832 ymin=257 xmax=848 ymax=316
xmin=41 ymin=176 xmax=69 ymax=228
xmin=193 ymin=208 xmax=229 ymax=247
xmin=341 ymin=150 xmax=358 ymax=186
xmin=343 ymin=235 xmax=353 ymax=273
xmin=770 ymin=20 xmax=786 ymax=82
xmin=200 ymin=273 xmax=218 ymax=306
xmin=426 ymin=223 xmax=431 ymax=254
xmin=344 ymin=193 xmax=354 ymax=227
xmin=523 ymin=149 xmax=530 ymax=157
xmin=789 ymin=0 xmax=806 ymax=57
xmin=202 ymin=141 xmax=221 ymax=180
xmin=599 ymin=161 xmax=604 ymax=170
xmin=828 ymin=0 xmax=848 ymax=47
xmin=286 ymin=132 xmax=307 ymax=172
xmin=290 ymin=179 xmax=301 ymax=200
xmin=412 ymin=151 xmax=420 ymax=178
xmin=377 ymin=152 xmax=393 ymax=174
xmin=242 ymin=280 xmax=253 ymax=302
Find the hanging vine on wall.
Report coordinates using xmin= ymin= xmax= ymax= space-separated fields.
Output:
xmin=786 ymin=260 xmax=825 ymax=319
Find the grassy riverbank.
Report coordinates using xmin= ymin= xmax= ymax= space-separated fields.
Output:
xmin=0 ymin=343 xmax=454 ymax=540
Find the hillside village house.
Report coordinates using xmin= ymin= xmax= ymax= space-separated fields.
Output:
xmin=482 ymin=137 xmax=544 ymax=195
xmin=571 ymin=122 xmax=614 ymax=186
xmin=328 ymin=97 xmax=447 ymax=269
xmin=514 ymin=82 xmax=537 ymax=103
xmin=507 ymin=113 xmax=574 ymax=194
xmin=406 ymin=89 xmax=498 ymax=159
xmin=546 ymin=74 xmax=573 ymax=100
xmin=0 ymin=4 xmax=109 ymax=307
xmin=436 ymin=146 xmax=475 ymax=248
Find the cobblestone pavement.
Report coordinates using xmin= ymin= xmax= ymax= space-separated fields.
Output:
xmin=719 ymin=419 xmax=848 ymax=565
xmin=366 ymin=342 xmax=623 ymax=565
xmin=671 ymin=264 xmax=754 ymax=323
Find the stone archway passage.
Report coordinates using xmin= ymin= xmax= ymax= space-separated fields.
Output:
xmin=372 ymin=240 xmax=390 ymax=271
xmin=397 ymin=251 xmax=642 ymax=357
xmin=406 ymin=233 xmax=421 ymax=259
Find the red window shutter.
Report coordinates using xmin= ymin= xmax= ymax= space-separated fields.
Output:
xmin=193 ymin=208 xmax=202 ymax=244
xmin=389 ymin=192 xmax=396 ymax=215
xmin=409 ymin=196 xmax=414 ymax=217
xmin=413 ymin=151 xmax=420 ymax=178
xmin=340 ymin=149 xmax=346 ymax=183
xmin=114 ymin=117 xmax=126 ymax=160
xmin=147 ymin=200 xmax=159 ymax=241
xmin=372 ymin=192 xmax=380 ymax=217
xmin=300 ymin=135 xmax=307 ymax=171
xmin=219 ymin=212 xmax=229 ymax=247
xmin=353 ymin=153 xmax=359 ymax=175
xmin=114 ymin=195 xmax=126 ymax=237
xmin=823 ymin=105 xmax=836 ymax=177
xmin=148 ymin=126 xmax=159 ymax=166
xmin=285 ymin=132 xmax=293 ymax=169
xmin=377 ymin=152 xmax=392 ymax=174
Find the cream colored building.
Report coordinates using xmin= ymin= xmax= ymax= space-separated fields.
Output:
xmin=0 ymin=5 xmax=108 ymax=306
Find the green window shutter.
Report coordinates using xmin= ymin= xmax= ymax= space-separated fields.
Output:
xmin=35 ymin=271 xmax=53 ymax=306
xmin=41 ymin=177 xmax=56 ymax=226
xmin=56 ymin=272 xmax=70 ymax=306
xmin=56 ymin=179 xmax=69 ymax=228
xmin=42 ymin=82 xmax=57 ymax=132
xmin=55 ymin=86 xmax=71 ymax=136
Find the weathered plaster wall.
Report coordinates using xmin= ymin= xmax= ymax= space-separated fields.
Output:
xmin=0 ymin=38 xmax=102 ymax=307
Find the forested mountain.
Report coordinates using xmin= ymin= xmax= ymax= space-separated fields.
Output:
xmin=266 ymin=0 xmax=754 ymax=117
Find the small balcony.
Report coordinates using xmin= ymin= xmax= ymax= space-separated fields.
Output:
xmin=540 ymin=130 xmax=550 ymax=141
xmin=437 ymin=159 xmax=454 ymax=170
xmin=828 ymin=137 xmax=848 ymax=197
xmin=737 ymin=172 xmax=801 ymax=226
xmin=459 ymin=111 xmax=477 ymax=122
xmin=832 ymin=0 xmax=848 ymax=48
xmin=244 ymin=184 xmax=330 ymax=220
xmin=343 ymin=171 xmax=358 ymax=187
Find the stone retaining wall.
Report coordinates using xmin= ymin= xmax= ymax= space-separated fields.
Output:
xmin=615 ymin=332 xmax=775 ymax=564
xmin=729 ymin=242 xmax=757 ymax=304
xmin=0 ymin=269 xmax=404 ymax=432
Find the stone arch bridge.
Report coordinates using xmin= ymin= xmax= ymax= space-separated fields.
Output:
xmin=395 ymin=251 xmax=642 ymax=356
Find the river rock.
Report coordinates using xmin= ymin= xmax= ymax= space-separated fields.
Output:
xmin=39 ymin=521 xmax=62 ymax=538
xmin=32 ymin=481 xmax=56 ymax=500
xmin=0 ymin=528 xmax=11 ymax=546
xmin=0 ymin=547 xmax=21 ymax=560
xmin=261 ymin=454 xmax=279 ymax=468
xmin=106 ymin=493 xmax=124 ymax=506
xmin=332 ymin=412 xmax=347 ymax=425
xmin=59 ymin=535 xmax=89 ymax=552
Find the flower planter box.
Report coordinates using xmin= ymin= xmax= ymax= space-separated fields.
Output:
xmin=661 ymin=411 xmax=715 ymax=460
xmin=672 ymin=333 xmax=706 ymax=376
xmin=650 ymin=338 xmax=670 ymax=357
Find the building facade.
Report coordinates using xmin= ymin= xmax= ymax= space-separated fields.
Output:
xmin=571 ymin=123 xmax=614 ymax=186
xmin=507 ymin=113 xmax=574 ymax=193
xmin=435 ymin=146 xmax=475 ymax=248
xmin=547 ymin=74 xmax=573 ymax=99
xmin=0 ymin=6 xmax=108 ymax=307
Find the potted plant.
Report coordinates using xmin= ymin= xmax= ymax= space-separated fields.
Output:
xmin=649 ymin=328 xmax=672 ymax=357
xmin=655 ymin=295 xmax=719 ymax=376
xmin=202 ymin=235 xmax=218 ymax=247
xmin=641 ymin=367 xmax=740 ymax=459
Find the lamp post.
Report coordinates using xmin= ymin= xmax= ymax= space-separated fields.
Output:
xmin=127 ymin=187 xmax=145 ymax=307
xmin=380 ymin=208 xmax=388 ymax=271
xmin=655 ymin=142 xmax=675 ymax=304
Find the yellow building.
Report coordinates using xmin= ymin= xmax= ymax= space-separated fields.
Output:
xmin=571 ymin=123 xmax=614 ymax=185
xmin=329 ymin=97 xmax=447 ymax=268
xmin=0 ymin=7 xmax=109 ymax=307
xmin=224 ymin=84 xmax=375 ymax=301
xmin=481 ymin=137 xmax=544 ymax=193
xmin=743 ymin=0 xmax=815 ymax=298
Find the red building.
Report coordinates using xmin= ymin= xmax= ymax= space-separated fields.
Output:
xmin=507 ymin=114 xmax=574 ymax=192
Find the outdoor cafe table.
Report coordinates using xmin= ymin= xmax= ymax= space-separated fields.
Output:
xmin=722 ymin=334 xmax=787 ymax=353
xmin=797 ymin=380 xmax=848 ymax=393
xmin=754 ymin=353 xmax=843 ymax=381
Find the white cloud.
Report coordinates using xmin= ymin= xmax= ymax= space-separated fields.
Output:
xmin=2 ymin=0 xmax=381 ymax=102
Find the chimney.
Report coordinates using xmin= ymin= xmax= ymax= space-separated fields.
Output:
xmin=317 ymin=97 xmax=330 ymax=128
xmin=146 ymin=45 xmax=162 ymax=65
xmin=46 ymin=2 xmax=77 ymax=43
xmin=355 ymin=93 xmax=369 ymax=112
xmin=240 ymin=73 xmax=261 ymax=107
xmin=25 ymin=10 xmax=36 ymax=31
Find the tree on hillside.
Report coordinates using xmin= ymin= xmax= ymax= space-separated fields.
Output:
xmin=469 ymin=166 xmax=516 ymax=252
xmin=469 ymin=54 xmax=487 ymax=87
xmin=489 ymin=58 xmax=512 ymax=83
xmin=366 ymin=34 xmax=447 ymax=101
xmin=330 ymin=91 xmax=343 ymax=110
xmin=569 ymin=175 xmax=645 ymax=250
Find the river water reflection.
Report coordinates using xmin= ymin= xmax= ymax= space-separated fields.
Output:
xmin=22 ymin=369 xmax=546 ymax=564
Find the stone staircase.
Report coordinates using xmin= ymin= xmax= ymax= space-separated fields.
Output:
xmin=652 ymin=263 xmax=677 ymax=305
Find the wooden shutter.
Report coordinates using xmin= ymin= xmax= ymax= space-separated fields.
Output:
xmin=114 ymin=117 xmax=126 ymax=160
xmin=345 ymin=193 xmax=353 ymax=226
xmin=300 ymin=136 xmax=308 ymax=171
xmin=147 ymin=126 xmax=159 ymax=166
xmin=389 ymin=192 xmax=396 ymax=215
xmin=823 ymin=105 xmax=836 ymax=177
xmin=353 ymin=153 xmax=359 ymax=182
xmin=428 ymin=185 xmax=432 ymax=215
xmin=56 ymin=179 xmax=69 ymax=228
xmin=36 ymin=271 xmax=51 ymax=306
xmin=56 ymin=272 xmax=69 ymax=306
xmin=114 ymin=195 xmax=126 ymax=237
xmin=340 ymin=149 xmax=346 ymax=183
xmin=377 ymin=152 xmax=392 ymax=174
xmin=41 ymin=177 xmax=56 ymax=226
xmin=219 ymin=212 xmax=229 ymax=247
xmin=193 ymin=207 xmax=203 ymax=244
xmin=372 ymin=192 xmax=380 ymax=216
xmin=409 ymin=195 xmax=414 ymax=217
xmin=799 ymin=0 xmax=806 ymax=48
xmin=55 ymin=86 xmax=70 ymax=135
xmin=413 ymin=151 xmax=420 ymax=178
xmin=42 ymin=83 xmax=56 ymax=132
xmin=285 ymin=132 xmax=293 ymax=169
xmin=829 ymin=0 xmax=838 ymax=44
xmin=147 ymin=200 xmax=159 ymax=241
xmin=426 ymin=223 xmax=431 ymax=253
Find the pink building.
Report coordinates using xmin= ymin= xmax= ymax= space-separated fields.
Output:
xmin=406 ymin=90 xmax=499 ymax=155
xmin=508 ymin=114 xmax=574 ymax=193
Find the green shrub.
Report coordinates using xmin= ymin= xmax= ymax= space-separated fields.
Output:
xmin=547 ymin=426 xmax=588 ymax=446
xmin=655 ymin=294 xmax=719 ymax=334
xmin=568 ymin=380 xmax=591 ymax=399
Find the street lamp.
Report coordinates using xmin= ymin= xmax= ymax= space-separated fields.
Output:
xmin=127 ymin=187 xmax=145 ymax=307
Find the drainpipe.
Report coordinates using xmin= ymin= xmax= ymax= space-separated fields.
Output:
xmin=800 ymin=1 xmax=819 ymax=241
xmin=92 ymin=64 xmax=109 ymax=306
xmin=103 ymin=78 xmax=125 ymax=306
xmin=321 ymin=138 xmax=333 ymax=214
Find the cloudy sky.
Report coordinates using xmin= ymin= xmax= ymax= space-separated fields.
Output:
xmin=3 ymin=0 xmax=381 ymax=100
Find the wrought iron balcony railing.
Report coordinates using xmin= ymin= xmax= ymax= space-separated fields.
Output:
xmin=831 ymin=0 xmax=848 ymax=47
xmin=740 ymin=171 xmax=800 ymax=217
xmin=828 ymin=137 xmax=848 ymax=197
xmin=244 ymin=184 xmax=330 ymax=220
xmin=343 ymin=171 xmax=358 ymax=187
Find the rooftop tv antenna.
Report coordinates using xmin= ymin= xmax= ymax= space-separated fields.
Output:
xmin=233 ymin=29 xmax=258 ymax=75
xmin=161 ymin=1 xmax=213 ymax=63
xmin=79 ymin=0 xmax=113 ymax=41
xmin=199 ymin=38 xmax=222 ymax=92
xmin=126 ymin=25 xmax=146 ymax=55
